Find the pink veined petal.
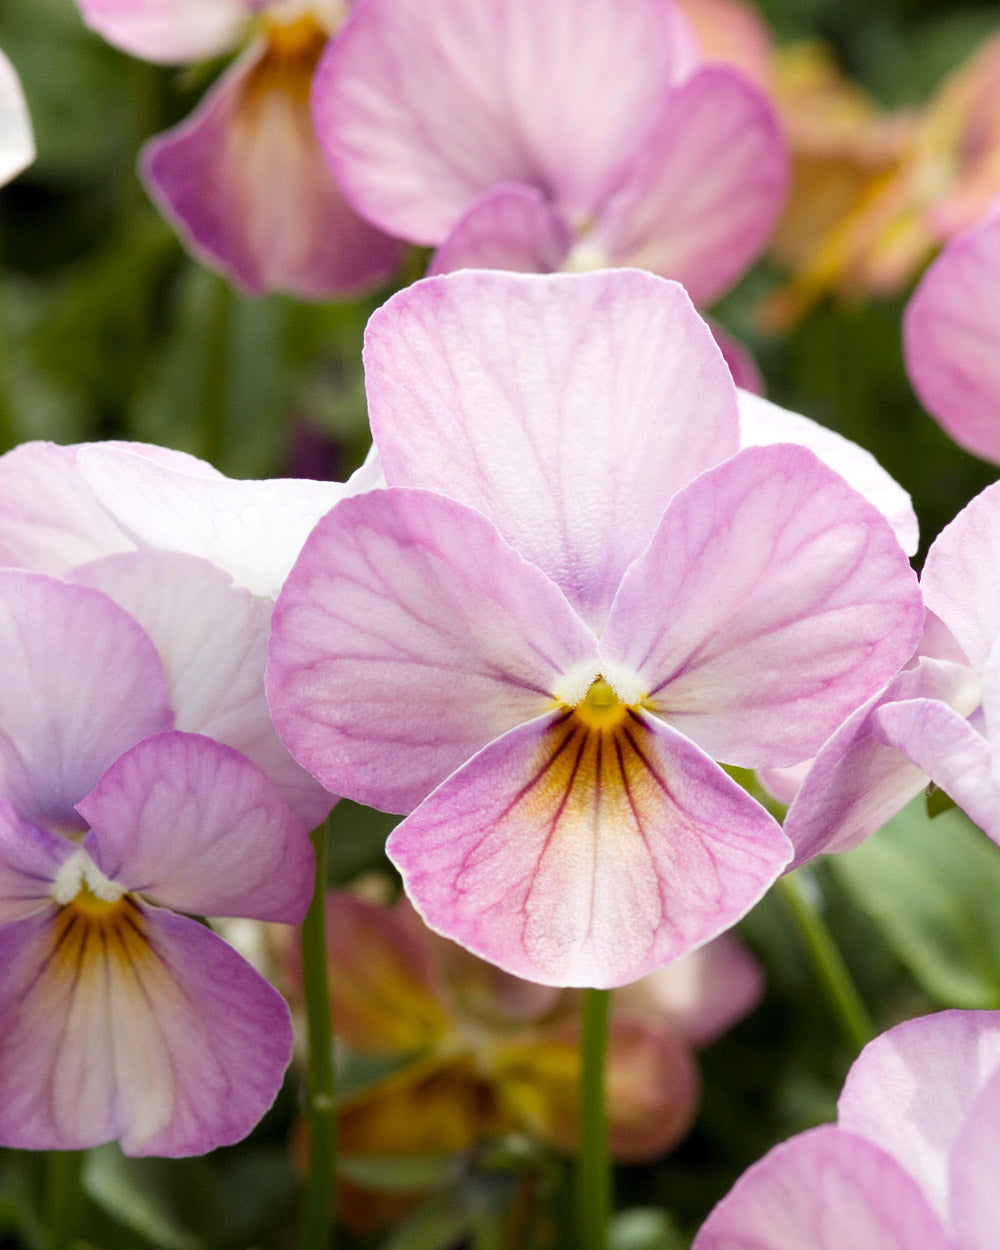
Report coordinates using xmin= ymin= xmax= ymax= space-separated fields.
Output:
xmin=315 ymin=0 xmax=698 ymax=243
xmin=366 ymin=270 xmax=740 ymax=627
xmin=428 ymin=184 xmax=573 ymax=276
xmin=783 ymin=656 xmax=981 ymax=868
xmin=0 ymin=803 xmax=74 ymax=923
xmin=0 ymin=48 xmax=34 ymax=186
xmin=387 ymin=711 xmax=790 ymax=988
xmin=142 ymin=36 xmax=402 ymax=300
xmin=75 ymin=0 xmax=250 ymax=65
xmin=904 ymin=209 xmax=1000 ymax=465
xmin=738 ymin=390 xmax=919 ymax=556
xmin=949 ymin=1066 xmax=1000 ymax=1250
xmin=72 ymin=551 xmax=333 ymax=829
xmin=838 ymin=1009 xmax=1000 ymax=1218
xmin=602 ymin=444 xmax=923 ymax=768
xmin=266 ymin=488 xmax=600 ymax=814
xmin=77 ymin=731 xmax=313 ymax=923
xmin=692 ymin=1125 xmax=953 ymax=1250
xmin=712 ymin=325 xmax=765 ymax=395
xmin=593 ymin=65 xmax=787 ymax=305
xmin=0 ymin=902 xmax=292 ymax=1155
xmin=76 ymin=443 xmax=363 ymax=598
xmin=920 ymin=479 xmax=1000 ymax=671
xmin=0 ymin=571 xmax=172 ymax=830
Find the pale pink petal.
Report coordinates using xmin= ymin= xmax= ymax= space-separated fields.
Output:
xmin=838 ymin=1009 xmax=1000 ymax=1216
xmin=316 ymin=0 xmax=698 ymax=243
xmin=0 ymin=803 xmax=73 ymax=922
xmin=387 ymin=712 xmax=790 ymax=988
xmin=266 ymin=489 xmax=599 ymax=814
xmin=76 ymin=443 xmax=363 ymax=597
xmin=949 ymin=1066 xmax=1000 ymax=1250
xmin=920 ymin=480 xmax=1000 ymax=670
xmin=594 ymin=66 xmax=787 ymax=304
xmin=428 ymin=184 xmax=573 ymax=276
xmin=783 ymin=656 xmax=980 ymax=867
xmin=77 ymin=731 xmax=313 ymax=923
xmin=0 ymin=49 xmax=34 ymax=185
xmin=0 ymin=903 xmax=292 ymax=1155
xmin=72 ymin=552 xmax=333 ymax=829
xmin=142 ymin=39 xmax=401 ymax=299
xmin=617 ymin=935 xmax=764 ymax=1047
xmin=366 ymin=270 xmax=739 ymax=626
xmin=738 ymin=390 xmax=919 ymax=556
xmin=0 ymin=571 xmax=172 ymax=830
xmin=602 ymin=444 xmax=923 ymax=768
xmin=904 ymin=211 xmax=1000 ymax=465
xmin=712 ymin=325 xmax=765 ymax=395
xmin=76 ymin=0 xmax=249 ymax=65
xmin=692 ymin=1126 xmax=952 ymax=1250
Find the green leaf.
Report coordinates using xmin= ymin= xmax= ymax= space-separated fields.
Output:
xmin=337 ymin=1154 xmax=453 ymax=1195
xmin=82 ymin=1147 xmax=203 ymax=1250
xmin=832 ymin=799 xmax=1000 ymax=1008
xmin=609 ymin=1208 xmax=687 ymax=1250
xmin=381 ymin=1198 xmax=469 ymax=1250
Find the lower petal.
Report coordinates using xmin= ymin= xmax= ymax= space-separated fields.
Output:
xmin=387 ymin=712 xmax=790 ymax=988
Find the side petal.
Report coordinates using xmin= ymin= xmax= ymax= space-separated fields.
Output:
xmin=76 ymin=443 xmax=361 ymax=597
xmin=0 ymin=802 xmax=73 ymax=922
xmin=0 ymin=48 xmax=34 ymax=185
xmin=77 ymin=731 xmax=313 ymax=924
xmin=142 ymin=39 xmax=401 ymax=299
xmin=0 ymin=571 xmax=172 ymax=830
xmin=266 ymin=488 xmax=600 ymax=814
xmin=72 ymin=551 xmax=333 ymax=829
xmin=316 ymin=0 xmax=697 ymax=242
xmin=692 ymin=1125 xmax=952 ymax=1250
xmin=602 ymin=444 xmax=923 ymax=768
xmin=738 ymin=390 xmax=919 ymax=556
xmin=428 ymin=184 xmax=573 ymax=276
xmin=387 ymin=712 xmax=790 ymax=988
xmin=365 ymin=270 xmax=739 ymax=627
xmin=76 ymin=0 xmax=249 ymax=65
xmin=838 ymin=1009 xmax=1000 ymax=1217
xmin=595 ymin=66 xmax=787 ymax=305
xmin=0 ymin=904 xmax=292 ymax=1155
xmin=904 ymin=210 xmax=1000 ymax=465
xmin=950 ymin=1066 xmax=1000 ymax=1250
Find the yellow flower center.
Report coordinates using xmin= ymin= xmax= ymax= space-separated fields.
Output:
xmin=574 ymin=677 xmax=629 ymax=731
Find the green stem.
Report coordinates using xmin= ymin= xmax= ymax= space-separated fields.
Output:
xmin=297 ymin=822 xmax=336 ymax=1250
xmin=778 ymin=871 xmax=875 ymax=1052
xmin=576 ymin=987 xmax=611 ymax=1250
xmin=46 ymin=1150 xmax=82 ymax=1250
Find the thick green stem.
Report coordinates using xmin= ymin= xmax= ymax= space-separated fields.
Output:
xmin=575 ymin=987 xmax=611 ymax=1250
xmin=297 ymin=822 xmax=336 ymax=1250
xmin=46 ymin=1150 xmax=82 ymax=1250
xmin=778 ymin=871 xmax=875 ymax=1053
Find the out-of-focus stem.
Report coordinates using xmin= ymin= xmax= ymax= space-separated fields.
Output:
xmin=576 ymin=987 xmax=611 ymax=1250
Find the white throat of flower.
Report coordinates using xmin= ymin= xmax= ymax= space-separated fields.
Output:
xmin=51 ymin=849 xmax=125 ymax=907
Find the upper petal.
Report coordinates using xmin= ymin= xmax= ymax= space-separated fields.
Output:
xmin=428 ymin=184 xmax=573 ymax=276
xmin=594 ymin=65 xmax=787 ymax=304
xmin=266 ymin=488 xmax=600 ymax=814
xmin=0 ymin=903 xmax=292 ymax=1155
xmin=75 ymin=0 xmax=250 ymax=64
xmin=738 ymin=390 xmax=919 ymax=556
xmin=366 ymin=270 xmax=739 ymax=626
xmin=315 ymin=0 xmax=698 ymax=242
xmin=77 ymin=731 xmax=313 ymax=924
xmin=837 ymin=1009 xmax=1000 ymax=1217
xmin=142 ymin=36 xmax=401 ymax=299
xmin=0 ymin=571 xmax=172 ymax=829
xmin=904 ymin=209 xmax=1000 ymax=465
xmin=602 ymin=444 xmax=923 ymax=768
xmin=387 ymin=711 xmax=790 ymax=988
xmin=692 ymin=1125 xmax=952 ymax=1250
xmin=0 ymin=48 xmax=34 ymax=186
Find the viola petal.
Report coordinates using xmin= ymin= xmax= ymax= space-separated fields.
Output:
xmin=266 ymin=488 xmax=599 ymax=813
xmin=0 ymin=48 xmax=34 ymax=185
xmin=950 ymin=1066 xmax=1000 ymax=1250
xmin=387 ymin=711 xmax=789 ymax=988
xmin=428 ymin=184 xmax=573 ymax=276
xmin=76 ymin=0 xmax=249 ymax=65
xmin=0 ymin=802 xmax=73 ymax=922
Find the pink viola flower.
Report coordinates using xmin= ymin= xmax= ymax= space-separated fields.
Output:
xmin=314 ymin=0 xmax=787 ymax=309
xmin=904 ymin=203 xmax=1000 ymax=464
xmin=0 ymin=48 xmax=33 ymax=186
xmin=75 ymin=0 xmax=401 ymax=298
xmin=266 ymin=269 xmax=922 ymax=988
xmin=693 ymin=1009 xmax=1000 ymax=1249
xmin=0 ymin=569 xmax=313 ymax=1155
